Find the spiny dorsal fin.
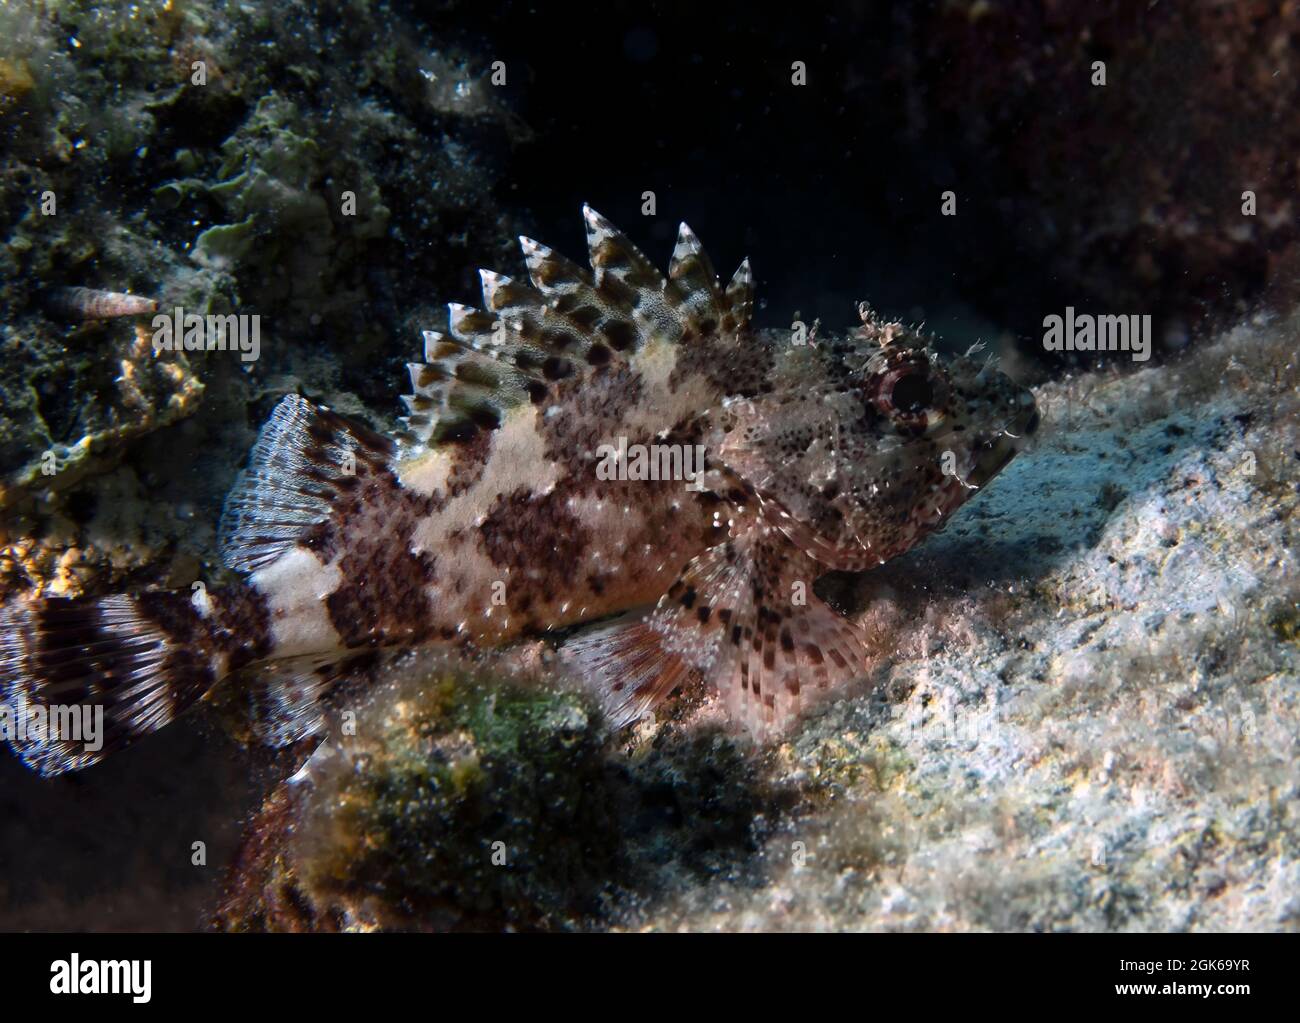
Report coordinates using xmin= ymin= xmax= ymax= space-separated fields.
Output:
xmin=402 ymin=206 xmax=756 ymax=450
xmin=668 ymin=221 xmax=725 ymax=334
xmin=725 ymin=258 xmax=754 ymax=330
xmin=475 ymin=270 xmax=620 ymax=370
xmin=400 ymin=329 xmax=543 ymax=445
xmin=582 ymin=203 xmax=664 ymax=293
xmin=581 ymin=204 xmax=688 ymax=345
xmin=518 ymin=240 xmax=646 ymax=356
xmin=519 ymin=234 xmax=592 ymax=295
xmin=450 ymin=298 xmax=586 ymax=387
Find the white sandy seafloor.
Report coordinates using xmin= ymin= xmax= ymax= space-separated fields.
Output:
xmin=625 ymin=309 xmax=1299 ymax=931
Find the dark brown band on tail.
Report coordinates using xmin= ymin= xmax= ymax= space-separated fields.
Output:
xmin=0 ymin=584 xmax=271 ymax=776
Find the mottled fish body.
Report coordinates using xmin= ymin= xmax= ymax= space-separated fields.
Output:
xmin=1 ymin=207 xmax=1036 ymax=774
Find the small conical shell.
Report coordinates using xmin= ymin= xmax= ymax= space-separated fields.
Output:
xmin=48 ymin=287 xmax=159 ymax=320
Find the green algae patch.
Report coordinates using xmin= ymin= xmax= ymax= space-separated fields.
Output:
xmin=214 ymin=651 xmax=780 ymax=932
xmin=279 ymin=663 xmax=624 ymax=931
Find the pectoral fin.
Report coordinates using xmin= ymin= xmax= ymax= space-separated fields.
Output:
xmin=564 ymin=520 xmax=869 ymax=738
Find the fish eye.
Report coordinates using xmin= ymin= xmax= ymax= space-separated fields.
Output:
xmin=889 ymin=372 xmax=933 ymax=414
xmin=869 ymin=358 xmax=941 ymax=428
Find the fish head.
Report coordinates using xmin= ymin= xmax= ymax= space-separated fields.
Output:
xmin=713 ymin=312 xmax=1037 ymax=570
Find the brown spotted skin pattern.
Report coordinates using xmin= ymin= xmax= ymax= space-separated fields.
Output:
xmin=0 ymin=208 xmax=1038 ymax=776
xmin=392 ymin=381 xmax=725 ymax=648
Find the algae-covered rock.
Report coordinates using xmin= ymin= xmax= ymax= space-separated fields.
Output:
xmin=0 ymin=0 xmax=524 ymax=598
xmin=0 ymin=320 xmax=203 ymax=507
xmin=284 ymin=664 xmax=619 ymax=931
xmin=215 ymin=650 xmax=773 ymax=931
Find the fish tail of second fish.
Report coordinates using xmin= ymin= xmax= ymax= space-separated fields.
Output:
xmin=0 ymin=582 xmax=275 ymax=776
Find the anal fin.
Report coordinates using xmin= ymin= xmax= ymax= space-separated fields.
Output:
xmin=239 ymin=654 xmax=341 ymax=748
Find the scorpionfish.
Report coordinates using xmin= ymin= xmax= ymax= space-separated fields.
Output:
xmin=0 ymin=207 xmax=1037 ymax=774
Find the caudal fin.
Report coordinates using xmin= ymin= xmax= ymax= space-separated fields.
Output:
xmin=0 ymin=588 xmax=268 ymax=776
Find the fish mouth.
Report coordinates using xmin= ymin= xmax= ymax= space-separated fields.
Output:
xmin=969 ymin=399 xmax=1038 ymax=488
